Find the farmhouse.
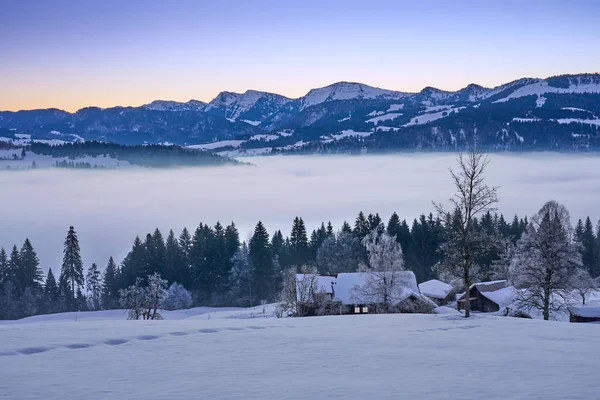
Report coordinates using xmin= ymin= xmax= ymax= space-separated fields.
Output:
xmin=296 ymin=271 xmax=434 ymax=314
xmin=418 ymin=279 xmax=454 ymax=305
xmin=457 ymin=280 xmax=510 ymax=312
xmin=568 ymin=306 xmax=600 ymax=323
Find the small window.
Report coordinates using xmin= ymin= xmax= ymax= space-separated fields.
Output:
xmin=354 ymin=306 xmax=361 ymax=314
xmin=362 ymin=306 xmax=369 ymax=313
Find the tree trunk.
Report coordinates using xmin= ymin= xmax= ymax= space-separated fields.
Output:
xmin=463 ymin=263 xmax=471 ymax=318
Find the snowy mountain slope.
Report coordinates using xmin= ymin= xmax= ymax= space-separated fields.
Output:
xmin=2 ymin=73 xmax=600 ymax=150
xmin=142 ymin=100 xmax=206 ymax=112
xmin=1 ymin=311 xmax=600 ymax=400
xmin=204 ymin=90 xmax=292 ymax=122
xmin=299 ymin=81 xmax=409 ymax=110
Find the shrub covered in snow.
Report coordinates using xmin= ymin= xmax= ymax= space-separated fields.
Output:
xmin=162 ymin=283 xmax=193 ymax=310
xmin=118 ymin=273 xmax=168 ymax=320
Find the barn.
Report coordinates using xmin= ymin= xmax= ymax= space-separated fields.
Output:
xmin=457 ymin=280 xmax=510 ymax=312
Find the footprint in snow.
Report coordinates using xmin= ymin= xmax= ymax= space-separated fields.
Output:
xmin=136 ymin=335 xmax=160 ymax=341
xmin=104 ymin=339 xmax=129 ymax=346
xmin=17 ymin=347 xmax=53 ymax=355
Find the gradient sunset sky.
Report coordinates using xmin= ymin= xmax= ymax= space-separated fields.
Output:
xmin=2 ymin=0 xmax=599 ymax=112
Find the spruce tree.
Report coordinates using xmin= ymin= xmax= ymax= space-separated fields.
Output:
xmin=581 ymin=217 xmax=597 ymax=276
xmin=250 ymin=221 xmax=274 ymax=302
xmin=17 ymin=239 xmax=43 ymax=293
xmin=120 ymin=236 xmax=146 ymax=288
xmin=341 ymin=221 xmax=353 ymax=234
xmin=8 ymin=245 xmax=20 ymax=282
xmin=0 ymin=247 xmax=9 ymax=286
xmin=353 ymin=212 xmax=371 ymax=238
xmin=178 ymin=227 xmax=192 ymax=270
xmin=102 ymin=256 xmax=118 ymax=309
xmin=44 ymin=268 xmax=60 ymax=308
xmin=164 ymin=230 xmax=183 ymax=284
xmin=367 ymin=213 xmax=383 ymax=232
xmin=86 ymin=263 xmax=102 ymax=310
xmin=61 ymin=226 xmax=84 ymax=298
xmin=387 ymin=212 xmax=401 ymax=239
xmin=326 ymin=221 xmax=334 ymax=237
xmin=289 ymin=217 xmax=309 ymax=267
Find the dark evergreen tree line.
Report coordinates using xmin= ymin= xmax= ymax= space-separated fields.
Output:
xmin=2 ymin=210 xmax=599 ymax=319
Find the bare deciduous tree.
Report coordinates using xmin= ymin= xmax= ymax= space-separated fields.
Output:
xmin=275 ymin=265 xmax=328 ymax=317
xmin=434 ymin=149 xmax=499 ymax=318
xmin=510 ymin=201 xmax=582 ymax=320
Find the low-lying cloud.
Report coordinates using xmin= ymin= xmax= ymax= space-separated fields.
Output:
xmin=1 ymin=153 xmax=599 ymax=273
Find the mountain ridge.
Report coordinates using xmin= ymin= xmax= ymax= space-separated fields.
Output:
xmin=1 ymin=73 xmax=600 ymax=152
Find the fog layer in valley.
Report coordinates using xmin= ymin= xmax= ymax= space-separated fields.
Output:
xmin=1 ymin=153 xmax=599 ymax=273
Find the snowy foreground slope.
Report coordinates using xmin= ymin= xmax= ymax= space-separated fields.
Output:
xmin=1 ymin=308 xmax=599 ymax=400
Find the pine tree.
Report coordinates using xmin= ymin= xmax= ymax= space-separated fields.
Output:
xmin=326 ymin=221 xmax=334 ymax=237
xmin=387 ymin=212 xmax=401 ymax=239
xmin=581 ymin=217 xmax=597 ymax=276
xmin=179 ymin=226 xmax=192 ymax=262
xmin=0 ymin=247 xmax=9 ymax=286
xmin=120 ymin=236 xmax=146 ymax=288
xmin=367 ymin=213 xmax=383 ymax=232
xmin=289 ymin=217 xmax=309 ymax=268
xmin=86 ymin=263 xmax=102 ymax=310
xmin=190 ymin=223 xmax=214 ymax=298
xmin=250 ymin=221 xmax=274 ymax=302
xmin=341 ymin=221 xmax=353 ymax=234
xmin=353 ymin=212 xmax=371 ymax=238
xmin=61 ymin=226 xmax=84 ymax=298
xmin=102 ymin=256 xmax=118 ymax=309
xmin=164 ymin=230 xmax=184 ymax=285
xmin=14 ymin=239 xmax=43 ymax=294
xmin=41 ymin=268 xmax=60 ymax=314
xmin=8 ymin=245 xmax=20 ymax=283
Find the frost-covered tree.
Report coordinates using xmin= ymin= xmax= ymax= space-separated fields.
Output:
xmin=162 ymin=282 xmax=193 ymax=310
xmin=434 ymin=149 xmax=499 ymax=318
xmin=571 ymin=268 xmax=597 ymax=305
xmin=510 ymin=201 xmax=582 ymax=320
xmin=351 ymin=230 xmax=408 ymax=312
xmin=119 ymin=273 xmax=168 ymax=320
xmin=62 ymin=226 xmax=84 ymax=298
xmin=315 ymin=231 xmax=363 ymax=274
xmin=145 ymin=272 xmax=168 ymax=320
xmin=119 ymin=278 xmax=146 ymax=320
xmin=228 ymin=242 xmax=255 ymax=306
xmin=86 ymin=263 xmax=102 ymax=310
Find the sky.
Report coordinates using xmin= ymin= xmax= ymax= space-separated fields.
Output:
xmin=1 ymin=0 xmax=599 ymax=112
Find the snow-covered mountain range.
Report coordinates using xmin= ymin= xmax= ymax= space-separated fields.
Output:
xmin=1 ymin=73 xmax=600 ymax=152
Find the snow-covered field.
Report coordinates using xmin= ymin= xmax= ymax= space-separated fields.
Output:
xmin=1 ymin=307 xmax=599 ymax=399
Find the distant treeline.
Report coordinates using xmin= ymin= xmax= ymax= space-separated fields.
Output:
xmin=30 ymin=141 xmax=242 ymax=168
xmin=2 ymin=208 xmax=599 ymax=319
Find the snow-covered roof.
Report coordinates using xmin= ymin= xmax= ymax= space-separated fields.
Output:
xmin=419 ymin=279 xmax=453 ymax=299
xmin=296 ymin=272 xmax=421 ymax=305
xmin=479 ymin=287 xmax=516 ymax=309
xmin=471 ymin=280 xmax=508 ymax=292
xmin=335 ymin=272 xmax=419 ymax=305
xmin=569 ymin=306 xmax=600 ymax=318
xmin=295 ymin=274 xmax=336 ymax=302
